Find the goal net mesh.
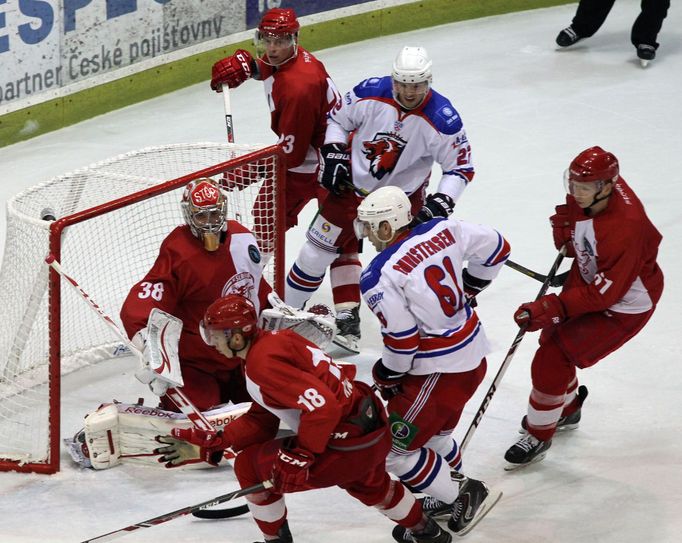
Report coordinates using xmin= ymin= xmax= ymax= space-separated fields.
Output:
xmin=0 ymin=142 xmax=284 ymax=472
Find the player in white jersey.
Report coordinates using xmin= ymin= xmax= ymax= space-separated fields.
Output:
xmin=285 ymin=46 xmax=474 ymax=352
xmin=355 ymin=187 xmax=507 ymax=540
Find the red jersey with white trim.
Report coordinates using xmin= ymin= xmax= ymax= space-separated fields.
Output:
xmin=360 ymin=218 xmax=510 ymax=375
xmin=560 ymin=176 xmax=663 ymax=316
xmin=259 ymin=47 xmax=341 ymax=174
xmin=120 ymin=221 xmax=271 ymax=372
xmin=223 ymin=330 xmax=360 ymax=454
xmin=326 ymin=76 xmax=474 ymax=202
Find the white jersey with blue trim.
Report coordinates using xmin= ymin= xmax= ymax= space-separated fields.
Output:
xmin=360 ymin=218 xmax=510 ymax=375
xmin=326 ymin=76 xmax=474 ymax=201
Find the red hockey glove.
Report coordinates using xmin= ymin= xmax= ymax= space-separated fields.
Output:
xmin=318 ymin=143 xmax=351 ymax=196
xmin=514 ymin=294 xmax=566 ymax=332
xmin=462 ymin=268 xmax=491 ymax=308
xmin=154 ymin=427 xmax=228 ymax=468
xmin=372 ymin=359 xmax=405 ymax=400
xmin=210 ymin=49 xmax=256 ymax=91
xmin=219 ymin=163 xmax=263 ymax=191
xmin=271 ymin=446 xmax=315 ymax=494
xmin=549 ymin=204 xmax=575 ymax=256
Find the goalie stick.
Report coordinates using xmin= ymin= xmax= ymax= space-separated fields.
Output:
xmin=460 ymin=247 xmax=567 ymax=452
xmin=504 ymin=259 xmax=569 ymax=288
xmin=80 ymin=481 xmax=272 ymax=542
xmin=45 ymin=255 xmax=216 ymax=436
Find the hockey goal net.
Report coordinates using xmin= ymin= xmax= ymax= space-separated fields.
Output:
xmin=0 ymin=143 xmax=286 ymax=474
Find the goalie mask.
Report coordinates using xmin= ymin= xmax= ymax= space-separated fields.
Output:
xmin=391 ymin=46 xmax=433 ymax=110
xmin=354 ymin=186 xmax=412 ymax=243
xmin=255 ymin=8 xmax=299 ymax=67
xmin=181 ymin=178 xmax=227 ymax=252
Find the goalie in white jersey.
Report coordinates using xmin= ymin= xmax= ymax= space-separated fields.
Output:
xmin=285 ymin=46 xmax=474 ymax=353
xmin=357 ymin=187 xmax=508 ymax=539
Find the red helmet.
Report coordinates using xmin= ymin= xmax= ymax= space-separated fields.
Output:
xmin=258 ymin=8 xmax=300 ymax=37
xmin=567 ymin=146 xmax=619 ymax=184
xmin=200 ymin=295 xmax=258 ymax=346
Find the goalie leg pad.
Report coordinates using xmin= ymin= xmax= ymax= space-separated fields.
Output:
xmin=66 ymin=401 xmax=251 ymax=470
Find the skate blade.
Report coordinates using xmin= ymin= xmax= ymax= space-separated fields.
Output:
xmin=331 ymin=335 xmax=360 ymax=354
xmin=504 ymin=452 xmax=547 ymax=471
xmin=640 ymin=59 xmax=649 ymax=68
xmin=454 ymin=489 xmax=503 ymax=537
xmin=518 ymin=422 xmax=579 ymax=434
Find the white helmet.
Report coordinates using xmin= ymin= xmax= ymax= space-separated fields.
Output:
xmin=354 ymin=186 xmax=412 ymax=240
xmin=392 ymin=46 xmax=433 ymax=85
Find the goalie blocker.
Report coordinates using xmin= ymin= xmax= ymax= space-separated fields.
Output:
xmin=65 ymin=400 xmax=250 ymax=470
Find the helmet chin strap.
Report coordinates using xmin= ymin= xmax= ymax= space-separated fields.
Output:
xmin=585 ymin=181 xmax=612 ymax=212
xmin=226 ymin=337 xmax=251 ymax=359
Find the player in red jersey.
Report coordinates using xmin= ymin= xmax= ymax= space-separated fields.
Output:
xmin=120 ymin=178 xmax=271 ymax=412
xmin=210 ymin=8 xmax=362 ymax=347
xmin=504 ymin=146 xmax=664 ymax=468
xmin=155 ymin=295 xmax=452 ymax=543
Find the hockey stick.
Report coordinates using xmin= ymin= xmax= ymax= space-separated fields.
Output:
xmin=191 ymin=503 xmax=250 ymax=520
xmin=45 ymin=255 xmax=216 ymax=436
xmin=80 ymin=481 xmax=272 ymax=542
xmin=460 ymin=247 xmax=567 ymax=452
xmin=191 ymin=426 xmax=296 ymax=520
xmin=221 ymin=84 xmax=234 ymax=143
xmin=504 ymin=259 xmax=569 ymax=288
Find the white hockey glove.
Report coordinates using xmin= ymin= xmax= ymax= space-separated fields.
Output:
xmin=133 ymin=309 xmax=184 ymax=397
xmin=260 ymin=292 xmax=336 ymax=349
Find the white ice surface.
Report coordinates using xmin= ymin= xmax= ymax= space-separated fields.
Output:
xmin=1 ymin=2 xmax=681 ymax=542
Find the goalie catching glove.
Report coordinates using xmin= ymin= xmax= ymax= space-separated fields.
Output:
xmin=260 ymin=292 xmax=336 ymax=349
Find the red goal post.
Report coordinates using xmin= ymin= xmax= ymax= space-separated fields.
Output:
xmin=0 ymin=143 xmax=286 ymax=474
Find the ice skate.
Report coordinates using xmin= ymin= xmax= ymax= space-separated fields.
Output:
xmin=448 ymin=478 xmax=502 ymax=536
xmin=555 ymin=26 xmax=582 ymax=47
xmin=418 ymin=495 xmax=452 ymax=520
xmin=392 ymin=517 xmax=452 ymax=543
xmin=504 ymin=434 xmax=552 ymax=470
xmin=253 ymin=520 xmax=293 ymax=543
xmin=519 ymin=385 xmax=589 ymax=433
xmin=331 ymin=306 xmax=361 ymax=354
xmin=637 ymin=44 xmax=656 ymax=67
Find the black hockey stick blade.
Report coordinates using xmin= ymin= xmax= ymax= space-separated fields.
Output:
xmin=192 ymin=503 xmax=250 ymax=519
xmin=505 ymin=259 xmax=569 ymax=288
xmin=81 ymin=481 xmax=271 ymax=542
